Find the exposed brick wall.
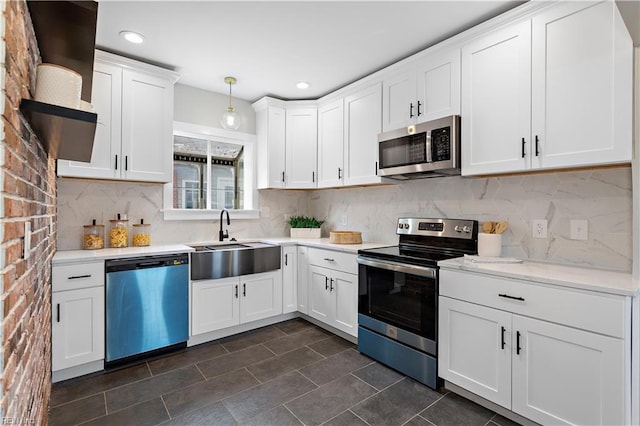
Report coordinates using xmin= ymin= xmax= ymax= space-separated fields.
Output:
xmin=1 ymin=0 xmax=54 ymax=423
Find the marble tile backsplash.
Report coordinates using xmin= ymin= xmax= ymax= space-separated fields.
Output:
xmin=57 ymin=166 xmax=632 ymax=272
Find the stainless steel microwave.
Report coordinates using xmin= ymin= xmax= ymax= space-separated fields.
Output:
xmin=377 ymin=115 xmax=460 ymax=180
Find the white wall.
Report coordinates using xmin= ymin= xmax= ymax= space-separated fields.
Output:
xmin=174 ymin=84 xmax=256 ymax=134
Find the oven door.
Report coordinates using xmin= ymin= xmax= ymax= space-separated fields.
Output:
xmin=357 ymin=256 xmax=438 ymax=355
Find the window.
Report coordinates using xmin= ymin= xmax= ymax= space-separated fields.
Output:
xmin=163 ymin=121 xmax=258 ymax=220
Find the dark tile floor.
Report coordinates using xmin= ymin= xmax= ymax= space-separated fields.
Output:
xmin=49 ymin=319 xmax=520 ymax=426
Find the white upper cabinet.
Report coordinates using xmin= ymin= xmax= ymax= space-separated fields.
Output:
xmin=253 ymin=98 xmax=317 ymax=189
xmin=57 ymin=50 xmax=179 ymax=183
xmin=317 ymin=99 xmax=344 ymax=188
xmin=343 ymin=83 xmax=383 ymax=186
xmin=382 ymin=49 xmax=460 ymax=132
xmin=462 ymin=2 xmax=632 ymax=176
xmin=285 ymin=104 xmax=317 ymax=188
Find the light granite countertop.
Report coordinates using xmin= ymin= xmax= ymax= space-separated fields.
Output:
xmin=52 ymin=238 xmax=390 ymax=265
xmin=439 ymin=257 xmax=639 ymax=297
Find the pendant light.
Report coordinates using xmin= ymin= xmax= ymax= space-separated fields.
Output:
xmin=220 ymin=76 xmax=241 ymax=130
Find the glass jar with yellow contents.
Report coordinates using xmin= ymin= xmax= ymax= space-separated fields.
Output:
xmin=83 ymin=219 xmax=104 ymax=250
xmin=132 ymin=219 xmax=151 ymax=247
xmin=109 ymin=214 xmax=129 ymax=248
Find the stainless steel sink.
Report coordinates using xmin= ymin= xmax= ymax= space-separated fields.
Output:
xmin=189 ymin=242 xmax=281 ymax=280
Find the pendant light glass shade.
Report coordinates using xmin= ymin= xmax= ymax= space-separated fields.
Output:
xmin=221 ymin=76 xmax=241 ymax=130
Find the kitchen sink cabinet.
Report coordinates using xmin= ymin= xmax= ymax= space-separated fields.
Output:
xmin=461 ymin=1 xmax=632 ymax=176
xmin=57 ymin=50 xmax=178 ymax=183
xmin=382 ymin=49 xmax=460 ymax=132
xmin=253 ymin=98 xmax=317 ymax=189
xmin=439 ymin=269 xmax=629 ymax=425
xmin=306 ymin=247 xmax=358 ymax=337
xmin=51 ymin=261 xmax=105 ymax=380
xmin=191 ymin=270 xmax=283 ymax=336
xmin=282 ymin=246 xmax=298 ymax=314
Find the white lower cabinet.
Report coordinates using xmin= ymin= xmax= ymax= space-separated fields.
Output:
xmin=191 ymin=270 xmax=283 ymax=336
xmin=52 ymin=261 xmax=105 ymax=374
xmin=308 ymin=264 xmax=358 ymax=337
xmin=282 ymin=246 xmax=298 ymax=314
xmin=297 ymin=246 xmax=309 ymax=314
xmin=439 ymin=269 xmax=629 ymax=426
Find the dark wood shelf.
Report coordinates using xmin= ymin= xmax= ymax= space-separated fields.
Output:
xmin=20 ymin=99 xmax=97 ymax=162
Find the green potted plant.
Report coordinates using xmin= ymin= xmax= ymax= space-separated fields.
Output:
xmin=288 ymin=215 xmax=324 ymax=238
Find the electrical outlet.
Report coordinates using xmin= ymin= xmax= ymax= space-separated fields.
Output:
xmin=341 ymin=214 xmax=348 ymax=226
xmin=532 ymin=219 xmax=547 ymax=239
xmin=570 ymin=219 xmax=588 ymax=240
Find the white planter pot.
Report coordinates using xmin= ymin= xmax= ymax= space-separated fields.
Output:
xmin=290 ymin=228 xmax=321 ymax=239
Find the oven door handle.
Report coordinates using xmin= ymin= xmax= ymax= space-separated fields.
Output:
xmin=357 ymin=256 xmax=437 ymax=279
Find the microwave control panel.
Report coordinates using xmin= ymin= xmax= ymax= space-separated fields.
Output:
xmin=431 ymin=126 xmax=451 ymax=162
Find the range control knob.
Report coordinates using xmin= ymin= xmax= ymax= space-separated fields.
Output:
xmin=404 ymin=223 xmax=410 ymax=229
xmin=462 ymin=225 xmax=472 ymax=233
xmin=398 ymin=223 xmax=403 ymax=229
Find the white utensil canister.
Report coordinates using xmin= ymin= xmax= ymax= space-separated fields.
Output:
xmin=478 ymin=232 xmax=502 ymax=257
xmin=35 ymin=63 xmax=82 ymax=109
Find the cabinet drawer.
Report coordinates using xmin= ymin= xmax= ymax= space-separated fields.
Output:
xmin=53 ymin=262 xmax=104 ymax=292
xmin=440 ymin=270 xmax=627 ymax=338
xmin=307 ymin=248 xmax=357 ymax=275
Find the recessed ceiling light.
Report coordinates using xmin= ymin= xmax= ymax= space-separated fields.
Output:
xmin=119 ymin=30 xmax=145 ymax=44
xmin=296 ymin=81 xmax=310 ymax=90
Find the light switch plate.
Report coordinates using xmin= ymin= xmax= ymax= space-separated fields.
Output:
xmin=570 ymin=219 xmax=588 ymax=240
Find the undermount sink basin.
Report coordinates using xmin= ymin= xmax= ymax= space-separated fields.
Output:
xmin=189 ymin=242 xmax=281 ymax=280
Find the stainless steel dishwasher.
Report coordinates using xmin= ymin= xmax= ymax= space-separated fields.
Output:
xmin=105 ymin=253 xmax=189 ymax=367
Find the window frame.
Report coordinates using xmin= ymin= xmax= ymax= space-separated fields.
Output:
xmin=163 ymin=121 xmax=259 ymax=220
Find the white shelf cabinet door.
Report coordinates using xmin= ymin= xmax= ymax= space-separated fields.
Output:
xmin=530 ymin=1 xmax=632 ymax=170
xmin=438 ymin=296 xmax=512 ymax=409
xmin=331 ymin=270 xmax=358 ymax=337
xmin=191 ymin=278 xmax=240 ymax=335
xmin=382 ymin=65 xmax=416 ymax=132
xmin=308 ymin=265 xmax=333 ymax=323
xmin=52 ymin=286 xmax=105 ymax=371
xmin=343 ymin=83 xmax=383 ymax=186
xmin=317 ymin=99 xmax=345 ymax=188
xmin=461 ymin=20 xmax=532 ymax=176
xmin=240 ymin=271 xmax=283 ymax=324
xmin=285 ymin=106 xmax=317 ymax=188
xmin=256 ymin=102 xmax=286 ymax=189
xmin=56 ymin=61 xmax=122 ymax=179
xmin=416 ymin=49 xmax=461 ymax=122
xmin=120 ymin=68 xmax=175 ymax=183
xmin=297 ymin=246 xmax=309 ymax=314
xmin=512 ymin=315 xmax=626 ymax=426
xmin=282 ymin=246 xmax=298 ymax=314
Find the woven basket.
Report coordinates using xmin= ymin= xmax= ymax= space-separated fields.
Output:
xmin=329 ymin=231 xmax=362 ymax=244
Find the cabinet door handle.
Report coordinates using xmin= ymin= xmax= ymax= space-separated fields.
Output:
xmin=285 ymin=254 xmax=288 ymax=266
xmin=409 ymin=102 xmax=414 ymax=118
xmin=115 ymin=154 xmax=118 ymax=170
xmin=235 ymin=285 xmax=238 ymax=298
xmin=312 ymin=171 xmax=315 ymax=183
xmin=338 ymin=168 xmax=342 ymax=179
xmin=125 ymin=155 xmax=129 ymax=171
xmin=282 ymin=171 xmax=285 ymax=183
xmin=375 ymin=161 xmax=378 ymax=176
xmin=68 ymin=274 xmax=91 ymax=280
xmin=516 ymin=331 xmax=522 ymax=355
xmin=417 ymin=100 xmax=422 ymax=117
xmin=242 ymin=283 xmax=246 ymax=297
xmin=329 ymin=278 xmax=334 ymax=292
xmin=56 ymin=304 xmax=60 ymax=323
xmin=325 ymin=277 xmax=329 ymax=290
xmin=501 ymin=326 xmax=506 ymax=350
xmin=535 ymin=135 xmax=540 ymax=156
xmin=499 ymin=293 xmax=525 ymax=302
xmin=521 ymin=138 xmax=526 ymax=158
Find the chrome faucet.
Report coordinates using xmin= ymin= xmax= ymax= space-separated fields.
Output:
xmin=219 ymin=209 xmax=230 ymax=241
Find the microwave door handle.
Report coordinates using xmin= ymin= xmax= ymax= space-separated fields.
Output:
xmin=357 ymin=256 xmax=437 ymax=279
xmin=426 ymin=130 xmax=433 ymax=163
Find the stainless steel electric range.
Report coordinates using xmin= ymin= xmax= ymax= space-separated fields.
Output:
xmin=357 ymin=217 xmax=478 ymax=389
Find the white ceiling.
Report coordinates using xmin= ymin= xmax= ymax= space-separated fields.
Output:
xmin=95 ymin=1 xmax=525 ymax=103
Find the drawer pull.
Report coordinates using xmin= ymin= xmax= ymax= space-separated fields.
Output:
xmin=68 ymin=274 xmax=91 ymax=280
xmin=498 ymin=293 xmax=525 ymax=302
xmin=56 ymin=304 xmax=60 ymax=323
xmin=500 ymin=326 xmax=505 ymax=350
xmin=323 ymin=258 xmax=335 ymax=262
xmin=516 ymin=331 xmax=522 ymax=355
